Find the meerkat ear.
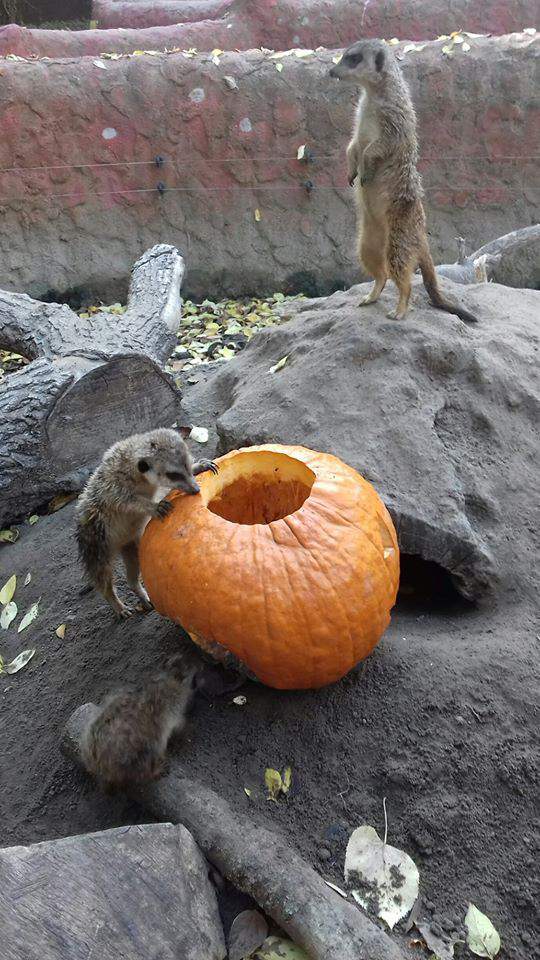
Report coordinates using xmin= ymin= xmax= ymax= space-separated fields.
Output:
xmin=178 ymin=425 xmax=192 ymax=439
xmin=137 ymin=459 xmax=150 ymax=473
xmin=375 ymin=49 xmax=385 ymax=72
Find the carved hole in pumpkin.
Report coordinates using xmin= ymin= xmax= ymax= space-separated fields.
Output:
xmin=206 ymin=451 xmax=316 ymax=525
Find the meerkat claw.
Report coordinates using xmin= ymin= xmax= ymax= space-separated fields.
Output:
xmin=155 ymin=499 xmax=173 ymax=519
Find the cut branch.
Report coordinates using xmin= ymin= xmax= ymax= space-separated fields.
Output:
xmin=63 ymin=703 xmax=407 ymax=960
xmin=0 ymin=244 xmax=190 ymax=526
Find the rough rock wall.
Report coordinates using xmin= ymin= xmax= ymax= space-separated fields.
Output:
xmin=0 ymin=34 xmax=537 ymax=301
xmin=91 ymin=0 xmax=536 ymax=36
xmin=1 ymin=0 xmax=535 ymax=57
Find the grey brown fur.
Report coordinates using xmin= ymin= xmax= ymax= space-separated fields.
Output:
xmin=330 ymin=39 xmax=478 ymax=323
xmin=80 ymin=655 xmax=197 ymax=790
xmin=76 ymin=428 xmax=217 ymax=618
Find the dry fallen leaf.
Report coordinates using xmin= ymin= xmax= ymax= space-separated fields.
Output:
xmin=254 ymin=936 xmax=310 ymax=959
xmin=93 ymin=59 xmax=107 ymax=69
xmin=416 ymin=921 xmax=457 ymax=960
xmin=228 ymin=909 xmax=268 ymax=960
xmin=24 ymin=573 xmax=31 ymax=586
xmin=275 ymin=62 xmax=284 ymax=72
xmin=0 ymin=528 xmax=19 ymax=543
xmin=18 ymin=600 xmax=40 ymax=633
xmin=297 ymin=144 xmax=306 ymax=160
xmin=269 ymin=355 xmax=289 ymax=374
xmin=0 ymin=575 xmax=17 ymax=606
xmin=233 ymin=695 xmax=247 ymax=706
xmin=223 ymin=75 xmax=238 ymax=90
xmin=55 ymin=624 xmax=67 ymax=639
xmin=189 ymin=426 xmax=209 ymax=444
xmin=1 ymin=601 xmax=17 ymax=630
xmin=243 ymin=787 xmax=252 ymax=798
xmin=465 ymin=903 xmax=500 ymax=958
xmin=28 ymin=515 xmax=39 ymax=525
xmin=332 ymin=54 xmax=342 ymax=64
xmin=282 ymin=765 xmax=292 ymax=793
xmin=264 ymin=767 xmax=283 ymax=801
xmin=345 ymin=824 xmax=419 ymax=929
xmin=5 ymin=648 xmax=36 ymax=674
xmin=254 ymin=208 xmax=261 ymax=222
xmin=48 ymin=493 xmax=77 ymax=513
xmin=462 ymin=42 xmax=471 ymax=51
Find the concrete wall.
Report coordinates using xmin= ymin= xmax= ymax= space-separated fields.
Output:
xmin=0 ymin=33 xmax=537 ymax=301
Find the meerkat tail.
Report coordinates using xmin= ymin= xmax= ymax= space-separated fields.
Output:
xmin=419 ymin=249 xmax=478 ymax=324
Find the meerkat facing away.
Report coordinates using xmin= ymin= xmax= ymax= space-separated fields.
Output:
xmin=330 ymin=39 xmax=478 ymax=323
xmin=76 ymin=428 xmax=217 ymax=619
xmin=81 ymin=655 xmax=197 ymax=790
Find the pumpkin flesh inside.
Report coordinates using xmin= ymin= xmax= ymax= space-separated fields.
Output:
xmin=205 ymin=451 xmax=315 ymax=525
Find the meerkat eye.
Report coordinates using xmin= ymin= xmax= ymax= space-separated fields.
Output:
xmin=138 ymin=459 xmax=150 ymax=473
xmin=165 ymin=471 xmax=183 ymax=482
xmin=347 ymin=52 xmax=363 ymax=67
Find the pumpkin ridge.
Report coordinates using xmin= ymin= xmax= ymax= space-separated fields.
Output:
xmin=279 ymin=516 xmax=319 ymax=687
xmin=283 ymin=513 xmax=355 ymax=672
xmin=308 ymin=496 xmax=396 ymax=597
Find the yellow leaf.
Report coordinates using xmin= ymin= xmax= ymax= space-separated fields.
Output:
xmin=265 ymin=768 xmax=283 ymax=801
xmin=244 ymin=787 xmax=252 ymax=797
xmin=18 ymin=600 xmax=40 ymax=633
xmin=275 ymin=62 xmax=284 ymax=72
xmin=55 ymin=624 xmax=66 ymax=639
xmin=462 ymin=42 xmax=471 ymax=51
xmin=255 ymin=208 xmax=261 ymax=221
xmin=132 ymin=50 xmax=145 ymax=56
xmin=388 ymin=37 xmax=400 ymax=45
xmin=0 ymin=574 xmax=16 ymax=606
xmin=332 ymin=54 xmax=342 ymax=64
xmin=89 ymin=19 xmax=98 ymax=28
xmin=0 ymin=528 xmax=19 ymax=543
xmin=269 ymin=355 xmax=289 ymax=374
xmin=282 ymin=766 xmax=292 ymax=793
xmin=28 ymin=515 xmax=38 ymax=525
xmin=5 ymin=648 xmax=35 ymax=674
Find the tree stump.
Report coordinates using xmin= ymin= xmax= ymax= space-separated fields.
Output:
xmin=0 ymin=244 xmax=190 ymax=527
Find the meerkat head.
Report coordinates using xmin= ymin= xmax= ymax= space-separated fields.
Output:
xmin=329 ymin=39 xmax=388 ymax=86
xmin=136 ymin=428 xmax=200 ymax=495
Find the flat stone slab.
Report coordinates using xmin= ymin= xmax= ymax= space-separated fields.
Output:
xmin=0 ymin=823 xmax=226 ymax=960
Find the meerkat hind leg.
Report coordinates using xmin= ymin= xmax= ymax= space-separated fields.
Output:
xmin=121 ymin=542 xmax=153 ymax=612
xmin=359 ymin=274 xmax=387 ymax=306
xmin=99 ymin=568 xmax=134 ymax=619
xmin=387 ymin=269 xmax=413 ymax=320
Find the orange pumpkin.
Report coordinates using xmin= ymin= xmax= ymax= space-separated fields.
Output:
xmin=140 ymin=444 xmax=399 ymax=689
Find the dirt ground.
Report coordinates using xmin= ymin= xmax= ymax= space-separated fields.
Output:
xmin=0 ymin=488 xmax=538 ymax=957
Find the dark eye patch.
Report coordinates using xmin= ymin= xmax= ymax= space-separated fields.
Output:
xmin=345 ymin=51 xmax=363 ymax=67
xmin=166 ymin=471 xmax=184 ymax=482
xmin=138 ymin=459 xmax=150 ymax=473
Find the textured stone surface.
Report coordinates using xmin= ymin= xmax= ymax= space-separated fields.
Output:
xmin=0 ymin=34 xmax=536 ymax=302
xmin=182 ymin=279 xmax=540 ymax=602
xmin=0 ymin=823 xmax=226 ymax=960
xmin=1 ymin=0 xmax=535 ymax=57
xmin=89 ymin=0 xmax=536 ymax=36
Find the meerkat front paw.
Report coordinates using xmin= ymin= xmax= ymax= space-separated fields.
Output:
xmin=194 ymin=459 xmax=219 ymax=476
xmin=154 ymin=499 xmax=173 ymax=520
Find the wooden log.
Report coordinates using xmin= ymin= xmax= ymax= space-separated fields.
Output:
xmin=0 ymin=244 xmax=190 ymax=526
xmin=436 ymin=225 xmax=540 ymax=288
xmin=63 ymin=704 xmax=407 ymax=960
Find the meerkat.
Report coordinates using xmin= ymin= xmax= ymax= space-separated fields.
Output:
xmin=330 ymin=39 xmax=478 ymax=323
xmin=76 ymin=428 xmax=218 ymax=619
xmin=80 ymin=655 xmax=197 ymax=790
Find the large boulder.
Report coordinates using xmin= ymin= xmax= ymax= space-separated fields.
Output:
xmin=182 ymin=279 xmax=540 ymax=603
xmin=0 ymin=34 xmax=536 ymax=301
xmin=0 ymin=823 xmax=226 ymax=960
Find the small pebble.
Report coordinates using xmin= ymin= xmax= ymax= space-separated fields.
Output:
xmin=442 ymin=918 xmax=454 ymax=932
xmin=521 ymin=931 xmax=532 ymax=944
xmin=430 ymin=922 xmax=443 ymax=937
xmin=318 ymin=846 xmax=331 ymax=861
xmin=424 ymin=900 xmax=435 ymax=913
xmin=452 ymin=914 xmax=462 ymax=927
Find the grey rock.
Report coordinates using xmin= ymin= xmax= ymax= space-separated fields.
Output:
xmin=0 ymin=823 xmax=226 ymax=960
xmin=183 ymin=279 xmax=540 ymax=602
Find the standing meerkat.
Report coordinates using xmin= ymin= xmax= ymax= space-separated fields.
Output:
xmin=330 ymin=39 xmax=478 ymax=323
xmin=76 ymin=428 xmax=217 ymax=619
xmin=80 ymin=655 xmax=197 ymax=790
